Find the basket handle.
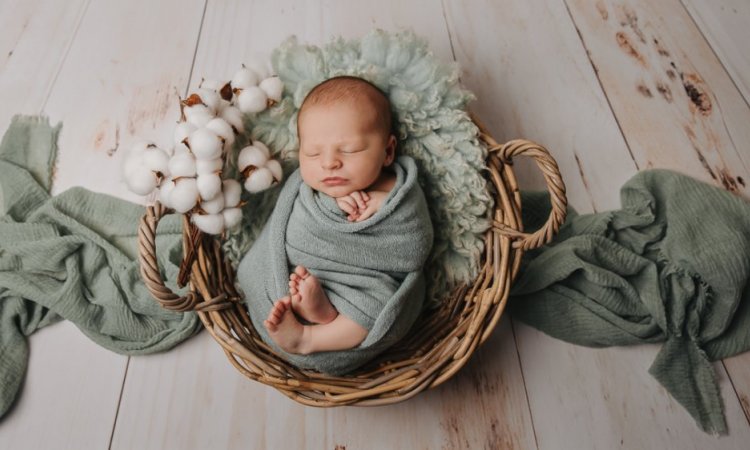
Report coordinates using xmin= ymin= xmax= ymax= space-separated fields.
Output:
xmin=137 ymin=202 xmax=200 ymax=311
xmin=491 ymin=139 xmax=568 ymax=250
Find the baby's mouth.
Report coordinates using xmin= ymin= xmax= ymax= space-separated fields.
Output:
xmin=322 ymin=177 xmax=348 ymax=186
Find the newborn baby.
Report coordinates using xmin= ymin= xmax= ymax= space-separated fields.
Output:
xmin=238 ymin=76 xmax=434 ymax=374
xmin=264 ymin=76 xmax=401 ymax=354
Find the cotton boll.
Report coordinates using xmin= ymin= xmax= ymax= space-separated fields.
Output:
xmin=265 ymin=159 xmax=283 ymax=183
xmin=197 ymin=173 xmax=222 ymax=200
xmin=170 ymin=178 xmax=199 ymax=213
xmin=199 ymin=78 xmax=223 ymax=91
xmin=196 ymin=88 xmax=221 ymax=113
xmin=184 ymin=104 xmax=214 ymax=127
xmin=259 ymin=76 xmax=283 ymax=102
xmin=220 ymin=105 xmax=244 ymax=134
xmin=159 ymin=178 xmax=176 ymax=208
xmin=123 ymin=143 xmax=159 ymax=195
xmin=205 ymin=117 xmax=235 ymax=148
xmin=243 ymin=167 xmax=274 ymax=193
xmin=222 ymin=207 xmax=242 ymax=229
xmin=222 ymin=179 xmax=242 ymax=207
xmin=123 ymin=152 xmax=145 ymax=179
xmin=174 ymin=122 xmax=197 ymax=145
xmin=173 ymin=142 xmax=191 ymax=156
xmin=142 ymin=147 xmax=170 ymax=175
xmin=245 ymin=57 xmax=271 ymax=80
xmin=237 ymin=145 xmax=269 ymax=172
xmin=200 ymin=191 xmax=224 ymax=214
xmin=125 ymin=165 xmax=158 ymax=195
xmin=192 ymin=213 xmax=224 ymax=235
xmin=231 ymin=66 xmax=260 ymax=90
xmin=128 ymin=141 xmax=155 ymax=157
xmin=189 ymin=128 xmax=222 ymax=160
xmin=168 ymin=151 xmax=196 ymax=178
xmin=252 ymin=140 xmax=271 ymax=159
xmin=237 ymin=86 xmax=268 ymax=113
xmin=216 ymin=98 xmax=232 ymax=114
xmin=196 ymin=157 xmax=223 ymax=175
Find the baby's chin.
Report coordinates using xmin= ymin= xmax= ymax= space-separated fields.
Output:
xmin=315 ymin=185 xmax=355 ymax=198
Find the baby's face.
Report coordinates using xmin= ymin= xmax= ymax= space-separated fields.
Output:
xmin=297 ymin=100 xmax=395 ymax=198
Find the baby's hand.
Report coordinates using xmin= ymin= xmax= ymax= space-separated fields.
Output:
xmin=351 ymin=190 xmax=387 ymax=222
xmin=335 ymin=191 xmax=370 ymax=221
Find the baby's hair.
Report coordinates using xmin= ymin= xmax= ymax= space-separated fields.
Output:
xmin=297 ymin=76 xmax=394 ymax=138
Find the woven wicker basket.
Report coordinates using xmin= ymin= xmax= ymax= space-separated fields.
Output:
xmin=137 ymin=113 xmax=567 ymax=406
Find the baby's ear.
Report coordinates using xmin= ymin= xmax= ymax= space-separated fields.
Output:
xmin=384 ymin=134 xmax=397 ymax=166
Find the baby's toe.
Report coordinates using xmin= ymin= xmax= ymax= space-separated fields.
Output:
xmin=291 ymin=293 xmax=302 ymax=304
xmin=265 ymin=309 xmax=279 ymax=325
xmin=264 ymin=319 xmax=278 ymax=332
xmin=294 ymin=265 xmax=309 ymax=279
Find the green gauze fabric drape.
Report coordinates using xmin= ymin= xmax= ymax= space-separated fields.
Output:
xmin=0 ymin=115 xmax=202 ymax=419
xmin=510 ymin=172 xmax=750 ymax=435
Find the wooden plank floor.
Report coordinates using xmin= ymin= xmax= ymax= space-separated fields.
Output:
xmin=0 ymin=0 xmax=748 ymax=448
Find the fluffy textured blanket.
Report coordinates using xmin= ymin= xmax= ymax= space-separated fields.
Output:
xmin=237 ymin=155 xmax=434 ymax=374
xmin=223 ymin=30 xmax=492 ymax=309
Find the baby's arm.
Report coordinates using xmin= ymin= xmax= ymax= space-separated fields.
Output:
xmin=302 ymin=314 xmax=368 ymax=353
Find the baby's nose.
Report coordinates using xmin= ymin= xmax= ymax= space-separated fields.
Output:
xmin=321 ymin=156 xmax=342 ymax=169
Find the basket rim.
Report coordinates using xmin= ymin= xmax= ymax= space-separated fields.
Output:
xmin=136 ymin=115 xmax=567 ymax=406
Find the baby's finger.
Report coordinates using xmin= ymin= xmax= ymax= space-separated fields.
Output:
xmin=356 ymin=207 xmax=375 ymax=222
xmin=351 ymin=191 xmax=367 ymax=210
xmin=341 ymin=196 xmax=359 ymax=210
xmin=337 ymin=199 xmax=356 ymax=215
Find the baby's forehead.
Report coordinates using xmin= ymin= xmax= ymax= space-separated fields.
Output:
xmin=301 ymin=92 xmax=381 ymax=116
xmin=299 ymin=98 xmax=381 ymax=129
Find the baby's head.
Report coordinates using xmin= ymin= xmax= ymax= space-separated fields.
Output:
xmin=296 ymin=76 xmax=397 ymax=198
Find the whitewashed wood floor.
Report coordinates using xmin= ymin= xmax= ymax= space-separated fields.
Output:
xmin=1 ymin=0 xmax=749 ymax=448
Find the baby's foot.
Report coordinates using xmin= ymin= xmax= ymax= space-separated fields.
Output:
xmin=264 ymin=296 xmax=309 ymax=354
xmin=288 ymin=265 xmax=338 ymax=324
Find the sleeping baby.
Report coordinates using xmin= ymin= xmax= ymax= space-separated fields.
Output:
xmin=237 ymin=76 xmax=434 ymax=374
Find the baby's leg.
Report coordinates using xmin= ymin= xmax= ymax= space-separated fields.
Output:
xmin=264 ymin=297 xmax=368 ymax=354
xmin=303 ymin=314 xmax=369 ymax=353
xmin=288 ymin=265 xmax=338 ymax=324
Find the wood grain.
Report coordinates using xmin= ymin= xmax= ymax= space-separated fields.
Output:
xmin=682 ymin=0 xmax=750 ymax=106
xmin=45 ymin=0 xmax=206 ymax=201
xmin=0 ymin=0 xmax=205 ymax=449
xmin=0 ymin=0 xmax=89 ymax=133
xmin=567 ymin=0 xmax=750 ymax=198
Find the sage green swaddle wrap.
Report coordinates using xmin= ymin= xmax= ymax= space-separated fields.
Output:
xmin=237 ymin=155 xmax=434 ymax=374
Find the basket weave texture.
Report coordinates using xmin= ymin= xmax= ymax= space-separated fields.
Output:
xmin=137 ymin=115 xmax=567 ymax=406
